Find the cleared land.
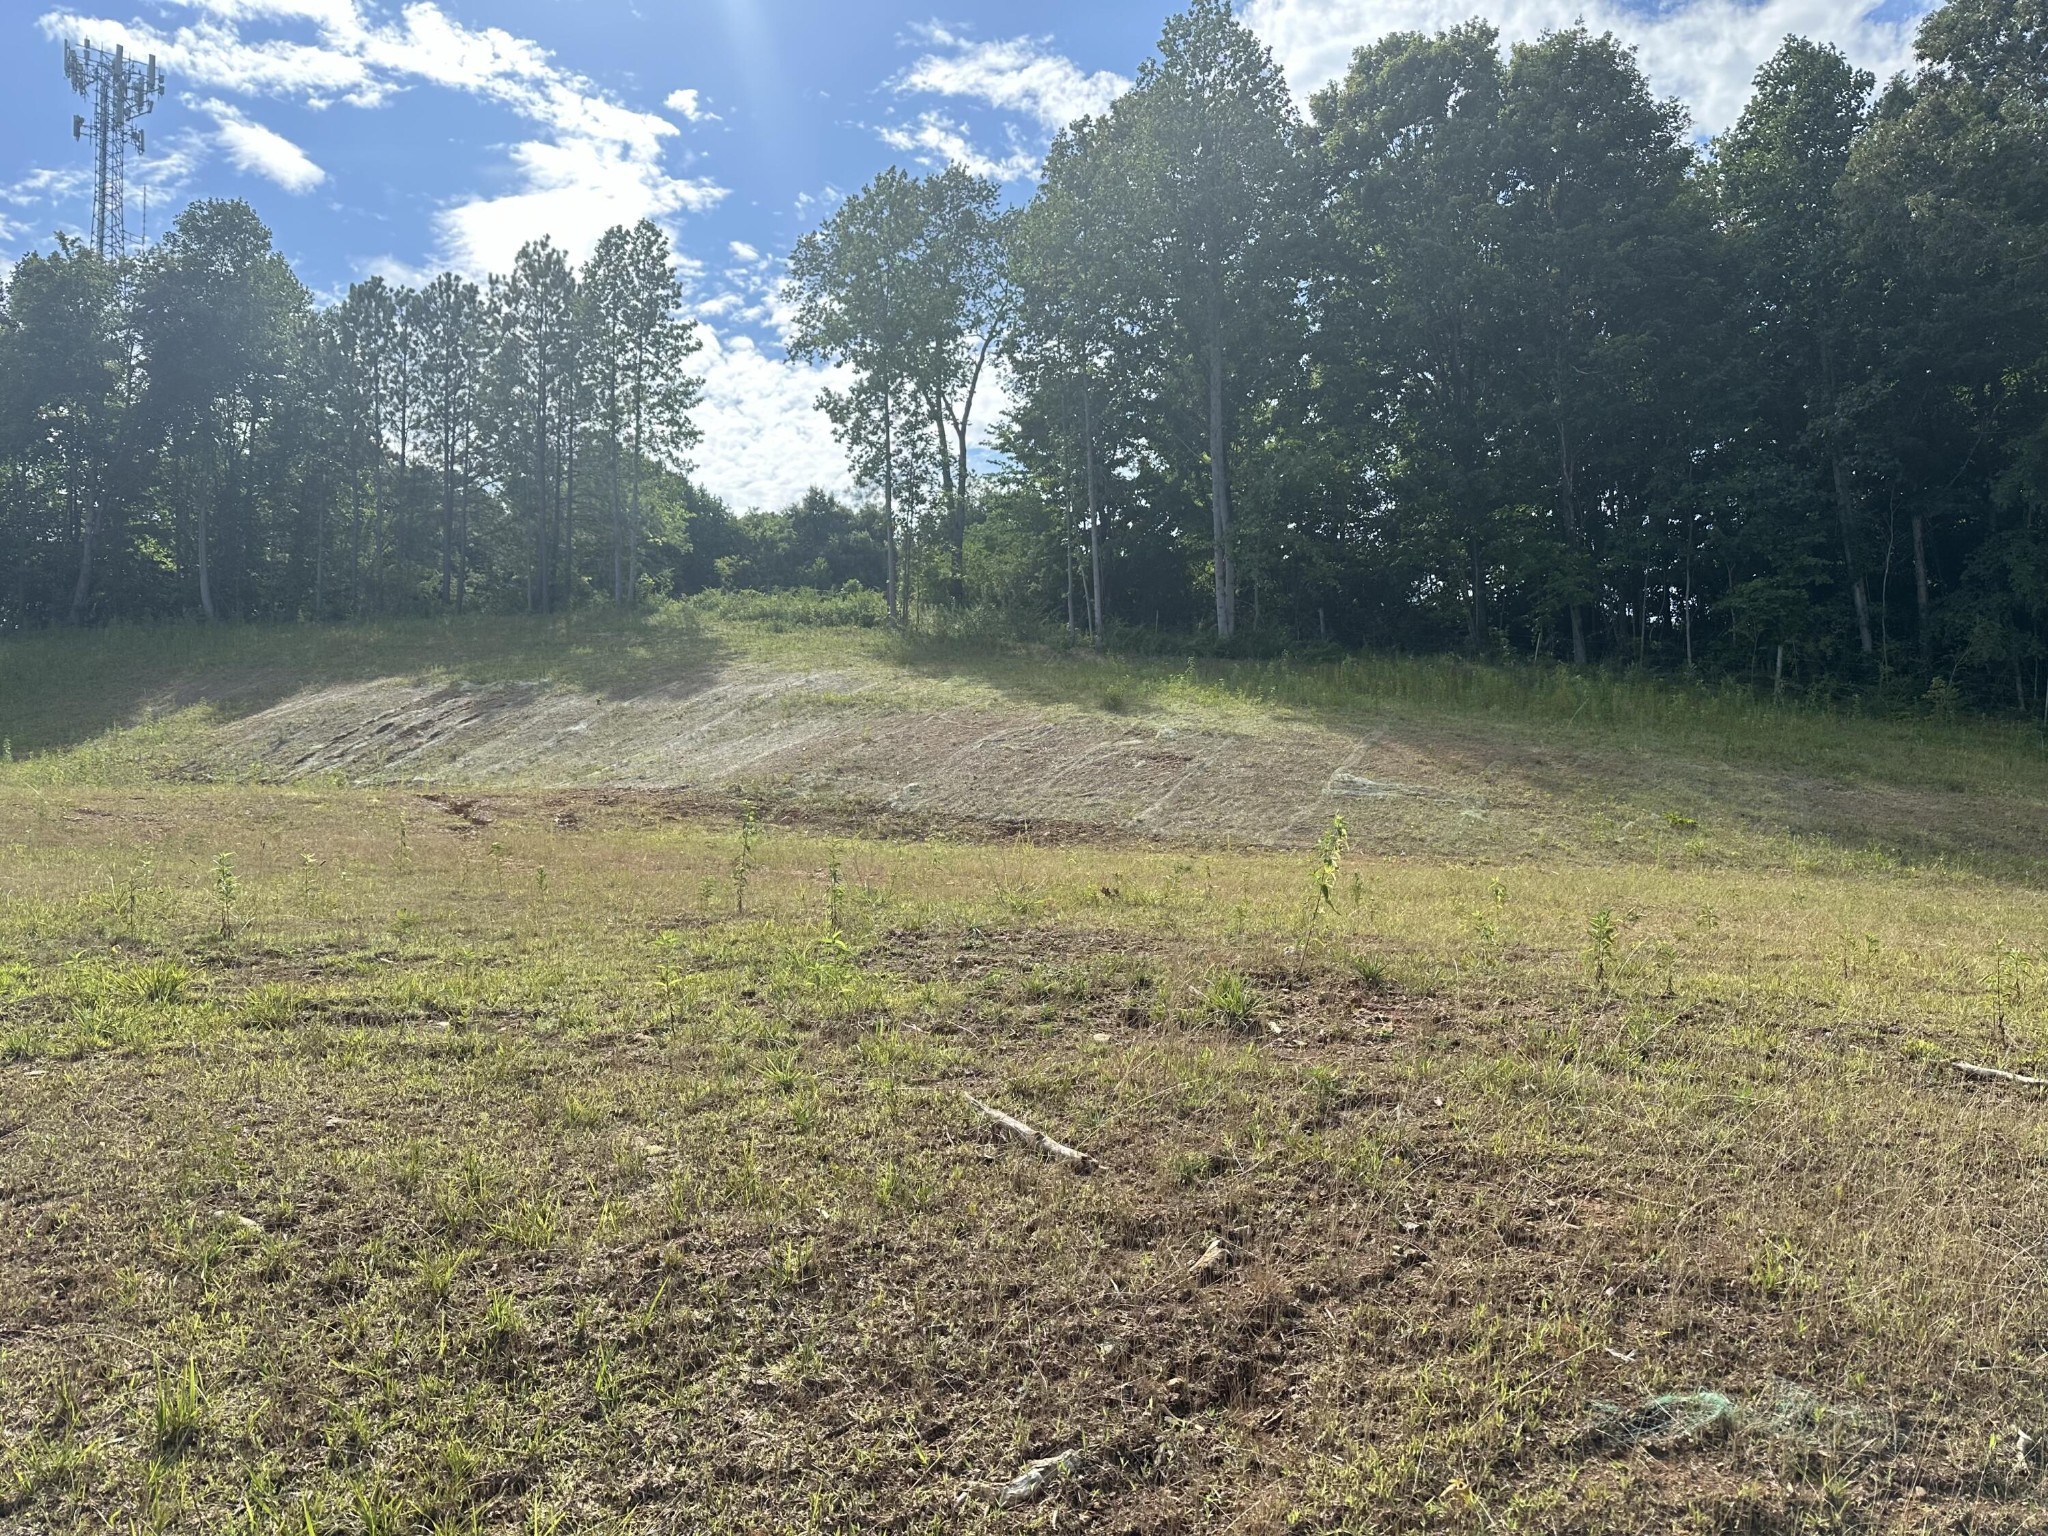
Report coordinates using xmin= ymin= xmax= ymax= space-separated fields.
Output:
xmin=4 ymin=607 xmax=2048 ymax=1532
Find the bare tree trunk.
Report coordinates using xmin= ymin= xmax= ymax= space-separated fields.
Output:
xmin=534 ymin=387 xmax=549 ymax=613
xmin=349 ymin=446 xmax=363 ymax=616
xmin=1832 ymin=454 xmax=1874 ymax=655
xmin=882 ymin=388 xmax=898 ymax=625
xmin=1206 ymin=316 xmax=1234 ymax=640
xmin=1467 ymin=537 xmax=1485 ymax=653
xmin=563 ymin=425 xmax=576 ymax=612
xmin=942 ymin=328 xmax=996 ymax=614
xmin=1683 ymin=523 xmax=1694 ymax=669
xmin=67 ymin=464 xmax=99 ymax=625
xmin=370 ymin=428 xmax=385 ymax=615
xmin=196 ymin=444 xmax=217 ymax=622
xmin=932 ymin=400 xmax=960 ymax=607
xmin=394 ymin=385 xmax=409 ymax=609
xmin=1065 ymin=489 xmax=1076 ymax=637
xmin=314 ymin=491 xmax=326 ymax=618
xmin=628 ymin=432 xmax=642 ymax=606
xmin=610 ymin=438 xmax=624 ymax=606
xmin=439 ymin=424 xmax=454 ymax=605
xmin=455 ymin=448 xmax=470 ymax=616
xmin=1083 ymin=379 xmax=1104 ymax=651
xmin=1911 ymin=511 xmax=1931 ymax=674
xmin=954 ymin=417 xmax=972 ymax=609
xmin=1556 ymin=421 xmax=1586 ymax=665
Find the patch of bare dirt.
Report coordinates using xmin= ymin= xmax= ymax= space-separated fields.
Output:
xmin=190 ymin=661 xmax=2048 ymax=870
xmin=207 ymin=666 xmax=1478 ymax=849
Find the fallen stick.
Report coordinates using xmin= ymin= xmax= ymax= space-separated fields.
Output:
xmin=963 ymin=1093 xmax=1096 ymax=1172
xmin=1953 ymin=1060 xmax=2048 ymax=1088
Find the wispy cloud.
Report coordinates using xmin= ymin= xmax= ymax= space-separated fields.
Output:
xmin=876 ymin=108 xmax=1039 ymax=182
xmin=1243 ymin=0 xmax=1926 ymax=135
xmin=200 ymin=98 xmax=324 ymax=192
xmin=881 ymin=24 xmax=1125 ymax=183
xmin=897 ymin=25 xmax=1128 ymax=131
xmin=0 ymin=166 xmax=88 ymax=246
xmin=665 ymin=87 xmax=717 ymax=122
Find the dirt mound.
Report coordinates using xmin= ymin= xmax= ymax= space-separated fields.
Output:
xmin=213 ymin=664 xmax=1469 ymax=848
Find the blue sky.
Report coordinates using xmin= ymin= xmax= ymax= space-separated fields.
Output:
xmin=3 ymin=0 xmax=1931 ymax=510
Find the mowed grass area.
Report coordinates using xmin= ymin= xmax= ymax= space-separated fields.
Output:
xmin=2 ymin=777 xmax=2048 ymax=1532
xmin=4 ymin=614 xmax=2048 ymax=1531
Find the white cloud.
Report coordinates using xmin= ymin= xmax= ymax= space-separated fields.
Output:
xmin=665 ymin=87 xmax=716 ymax=122
xmin=39 ymin=0 xmax=729 ymax=273
xmin=690 ymin=326 xmax=852 ymax=510
xmin=43 ymin=7 xmax=390 ymax=105
xmin=132 ymin=128 xmax=205 ymax=203
xmin=200 ymin=98 xmax=326 ymax=192
xmin=877 ymin=110 xmax=1040 ymax=183
xmin=436 ymin=134 xmax=724 ymax=277
xmin=696 ymin=242 xmax=794 ymax=339
xmin=885 ymin=25 xmax=1125 ymax=182
xmin=1 ymin=166 xmax=89 ymax=214
xmin=0 ymin=167 xmax=88 ymax=250
xmin=1241 ymin=0 xmax=1927 ymax=135
xmin=898 ymin=25 xmax=1129 ymax=132
xmin=357 ymin=252 xmax=434 ymax=287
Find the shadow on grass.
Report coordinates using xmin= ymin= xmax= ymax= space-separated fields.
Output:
xmin=879 ymin=629 xmax=2048 ymax=881
xmin=0 ymin=608 xmax=734 ymax=758
xmin=881 ymin=629 xmax=2048 ymax=792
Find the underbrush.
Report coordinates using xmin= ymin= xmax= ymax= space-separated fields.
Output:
xmin=663 ymin=585 xmax=888 ymax=631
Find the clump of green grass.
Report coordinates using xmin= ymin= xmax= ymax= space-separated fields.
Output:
xmin=1587 ymin=906 xmax=1620 ymax=987
xmin=123 ymin=959 xmax=189 ymax=1004
xmin=731 ymin=805 xmax=759 ymax=916
xmin=1346 ymin=954 xmax=1391 ymax=990
xmin=150 ymin=1361 xmax=204 ymax=1456
xmin=481 ymin=1291 xmax=522 ymax=1355
xmin=1203 ymin=969 xmax=1259 ymax=1030
xmin=490 ymin=1195 xmax=559 ymax=1251
xmin=236 ymin=982 xmax=303 ymax=1030
xmin=418 ymin=1247 xmax=464 ymax=1303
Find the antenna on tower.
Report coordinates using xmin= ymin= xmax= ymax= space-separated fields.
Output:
xmin=63 ymin=39 xmax=168 ymax=260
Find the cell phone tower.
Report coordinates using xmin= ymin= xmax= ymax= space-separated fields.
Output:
xmin=64 ymin=39 xmax=167 ymax=260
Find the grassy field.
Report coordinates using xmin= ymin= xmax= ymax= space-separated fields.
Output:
xmin=4 ymin=610 xmax=2048 ymax=1532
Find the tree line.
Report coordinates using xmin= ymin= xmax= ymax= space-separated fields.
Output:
xmin=790 ymin=0 xmax=2048 ymax=711
xmin=0 ymin=206 xmax=709 ymax=623
xmin=6 ymin=0 xmax=2047 ymax=714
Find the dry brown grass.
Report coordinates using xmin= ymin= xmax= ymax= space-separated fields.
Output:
xmin=2 ymin=784 xmax=2046 ymax=1532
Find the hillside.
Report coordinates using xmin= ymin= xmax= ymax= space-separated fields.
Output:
xmin=6 ymin=604 xmax=2047 ymax=877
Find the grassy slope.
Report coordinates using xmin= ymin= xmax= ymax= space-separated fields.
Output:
xmin=5 ymin=604 xmax=2048 ymax=873
xmin=3 ymin=613 xmax=2048 ymax=1532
